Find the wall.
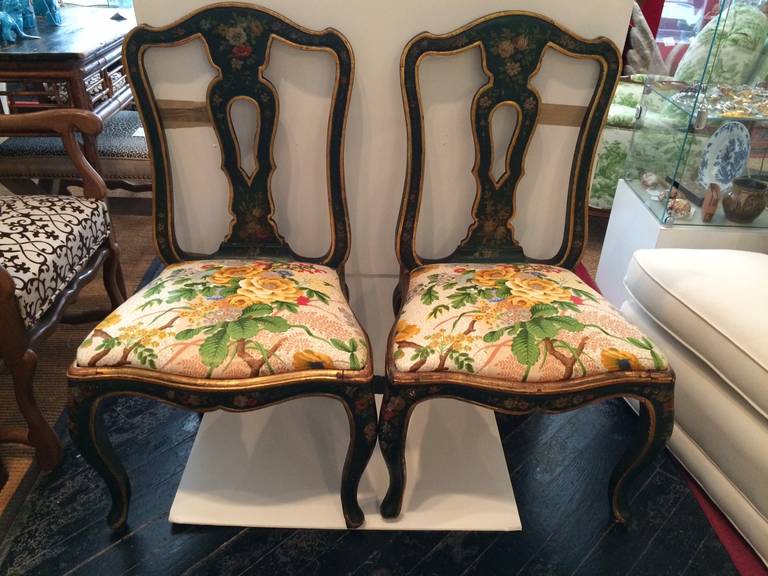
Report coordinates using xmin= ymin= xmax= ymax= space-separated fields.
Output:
xmin=131 ymin=0 xmax=633 ymax=374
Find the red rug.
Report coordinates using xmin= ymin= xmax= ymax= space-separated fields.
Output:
xmin=574 ymin=263 xmax=599 ymax=291
xmin=578 ymin=263 xmax=767 ymax=575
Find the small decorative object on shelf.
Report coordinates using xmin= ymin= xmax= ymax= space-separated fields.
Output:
xmin=722 ymin=177 xmax=767 ymax=223
xmin=0 ymin=0 xmax=40 ymax=44
xmin=33 ymin=0 xmax=61 ymax=26
xmin=702 ymin=183 xmax=721 ymax=223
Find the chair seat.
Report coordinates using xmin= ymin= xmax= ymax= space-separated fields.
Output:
xmin=389 ymin=263 xmax=668 ymax=384
xmin=0 ymin=194 xmax=111 ymax=328
xmin=0 ymin=111 xmax=150 ymax=181
xmin=74 ymin=259 xmax=371 ymax=381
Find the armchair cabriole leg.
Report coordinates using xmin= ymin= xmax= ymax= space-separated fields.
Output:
xmin=103 ymin=234 xmax=127 ymax=307
xmin=11 ymin=350 xmax=61 ymax=470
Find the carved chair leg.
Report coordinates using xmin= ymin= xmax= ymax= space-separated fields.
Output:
xmin=68 ymin=392 xmax=131 ymax=530
xmin=378 ymin=386 xmax=417 ymax=519
xmin=10 ymin=350 xmax=62 ymax=470
xmin=337 ymin=385 xmax=377 ymax=528
xmin=609 ymin=391 xmax=675 ymax=523
xmin=103 ymin=235 xmax=127 ymax=307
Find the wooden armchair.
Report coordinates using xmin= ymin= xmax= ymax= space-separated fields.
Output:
xmin=67 ymin=5 xmax=376 ymax=530
xmin=379 ymin=12 xmax=675 ymax=523
xmin=0 ymin=109 xmax=126 ymax=482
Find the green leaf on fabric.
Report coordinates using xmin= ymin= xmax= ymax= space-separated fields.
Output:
xmin=199 ymin=329 xmax=230 ymax=368
xmin=242 ymin=303 xmax=274 ymax=317
xmin=570 ymin=288 xmax=598 ymax=302
xmin=483 ymin=329 xmax=504 ymax=343
xmin=421 ymin=286 xmax=439 ymax=305
xmin=512 ymin=326 xmax=540 ymax=366
xmin=627 ymin=336 xmax=652 ymax=350
xmin=143 ymin=281 xmax=166 ymax=298
xmin=273 ymin=301 xmax=298 ymax=313
xmin=176 ymin=326 xmax=207 ymax=340
xmin=448 ymin=290 xmax=477 ymax=309
xmin=305 ymin=289 xmax=330 ymax=304
xmin=331 ymin=338 xmax=353 ymax=352
xmin=549 ymin=316 xmax=584 ymax=332
xmin=253 ymin=316 xmax=291 ymax=333
xmin=556 ymin=301 xmax=581 ymax=312
xmin=526 ymin=318 xmax=559 ymax=339
xmin=530 ymin=303 xmax=558 ymax=318
xmin=138 ymin=298 xmax=163 ymax=311
xmin=166 ymin=287 xmax=198 ymax=303
xmin=428 ymin=304 xmax=449 ymax=319
xmin=349 ymin=352 xmax=362 ymax=370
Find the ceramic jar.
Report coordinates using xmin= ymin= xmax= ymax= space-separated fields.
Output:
xmin=722 ymin=178 xmax=767 ymax=224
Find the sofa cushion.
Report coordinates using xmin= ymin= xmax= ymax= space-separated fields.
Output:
xmin=389 ymin=262 xmax=668 ymax=383
xmin=75 ymin=260 xmax=371 ymax=380
xmin=624 ymin=249 xmax=768 ymax=417
xmin=0 ymin=195 xmax=111 ymax=328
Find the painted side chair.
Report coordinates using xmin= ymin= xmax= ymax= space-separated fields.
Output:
xmin=379 ymin=12 xmax=675 ymax=523
xmin=0 ymin=109 xmax=126 ymax=476
xmin=66 ymin=5 xmax=377 ymax=530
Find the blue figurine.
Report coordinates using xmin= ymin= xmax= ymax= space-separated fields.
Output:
xmin=0 ymin=0 xmax=39 ymax=43
xmin=33 ymin=0 xmax=60 ymax=26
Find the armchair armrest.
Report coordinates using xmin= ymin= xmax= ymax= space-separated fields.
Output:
xmin=0 ymin=109 xmax=109 ymax=200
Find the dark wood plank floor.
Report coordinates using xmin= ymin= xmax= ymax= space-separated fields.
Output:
xmin=0 ymin=258 xmax=738 ymax=576
xmin=0 ymin=395 xmax=737 ymax=576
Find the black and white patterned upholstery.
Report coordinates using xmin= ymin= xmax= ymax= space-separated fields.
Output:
xmin=0 ymin=195 xmax=111 ymax=328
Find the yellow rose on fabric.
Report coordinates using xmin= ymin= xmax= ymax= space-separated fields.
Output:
xmin=293 ymin=350 xmax=335 ymax=370
xmin=96 ymin=313 xmax=121 ymax=329
xmin=227 ymin=294 xmax=253 ymax=308
xmin=209 ymin=265 xmax=259 ymax=285
xmin=394 ymin=320 xmax=420 ymax=342
xmin=237 ymin=274 xmax=301 ymax=304
xmin=601 ymin=348 xmax=642 ymax=371
xmin=472 ymin=268 xmax=514 ymax=287
xmin=506 ymin=275 xmax=570 ymax=305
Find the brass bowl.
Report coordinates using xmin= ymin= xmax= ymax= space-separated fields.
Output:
xmin=722 ymin=178 xmax=767 ymax=224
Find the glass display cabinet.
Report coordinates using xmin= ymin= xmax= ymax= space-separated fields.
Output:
xmin=624 ymin=0 xmax=768 ymax=228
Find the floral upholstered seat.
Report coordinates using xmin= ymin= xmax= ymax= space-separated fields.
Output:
xmin=390 ymin=263 xmax=667 ymax=383
xmin=0 ymin=195 xmax=111 ymax=327
xmin=76 ymin=259 xmax=370 ymax=380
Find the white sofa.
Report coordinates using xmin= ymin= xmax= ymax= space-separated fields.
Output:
xmin=621 ymin=248 xmax=768 ymax=564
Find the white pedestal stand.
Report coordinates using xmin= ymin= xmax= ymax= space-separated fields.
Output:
xmin=169 ymin=395 xmax=521 ymax=531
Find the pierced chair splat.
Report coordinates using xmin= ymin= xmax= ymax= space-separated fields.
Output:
xmin=67 ymin=5 xmax=376 ymax=530
xmin=380 ymin=12 xmax=675 ymax=523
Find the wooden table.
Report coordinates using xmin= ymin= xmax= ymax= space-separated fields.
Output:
xmin=0 ymin=5 xmax=136 ymax=170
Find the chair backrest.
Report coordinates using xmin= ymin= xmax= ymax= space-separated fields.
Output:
xmin=397 ymin=12 xmax=620 ymax=271
xmin=123 ymin=4 xmax=354 ymax=266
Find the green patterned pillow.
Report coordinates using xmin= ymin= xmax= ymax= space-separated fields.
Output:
xmin=675 ymin=4 xmax=768 ymax=85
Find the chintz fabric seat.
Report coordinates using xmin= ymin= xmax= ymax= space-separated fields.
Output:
xmin=76 ymin=259 xmax=370 ymax=379
xmin=391 ymin=263 xmax=666 ymax=382
xmin=0 ymin=194 xmax=110 ymax=327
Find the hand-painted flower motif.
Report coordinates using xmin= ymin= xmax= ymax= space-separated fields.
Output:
xmin=232 ymin=43 xmax=252 ymax=60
